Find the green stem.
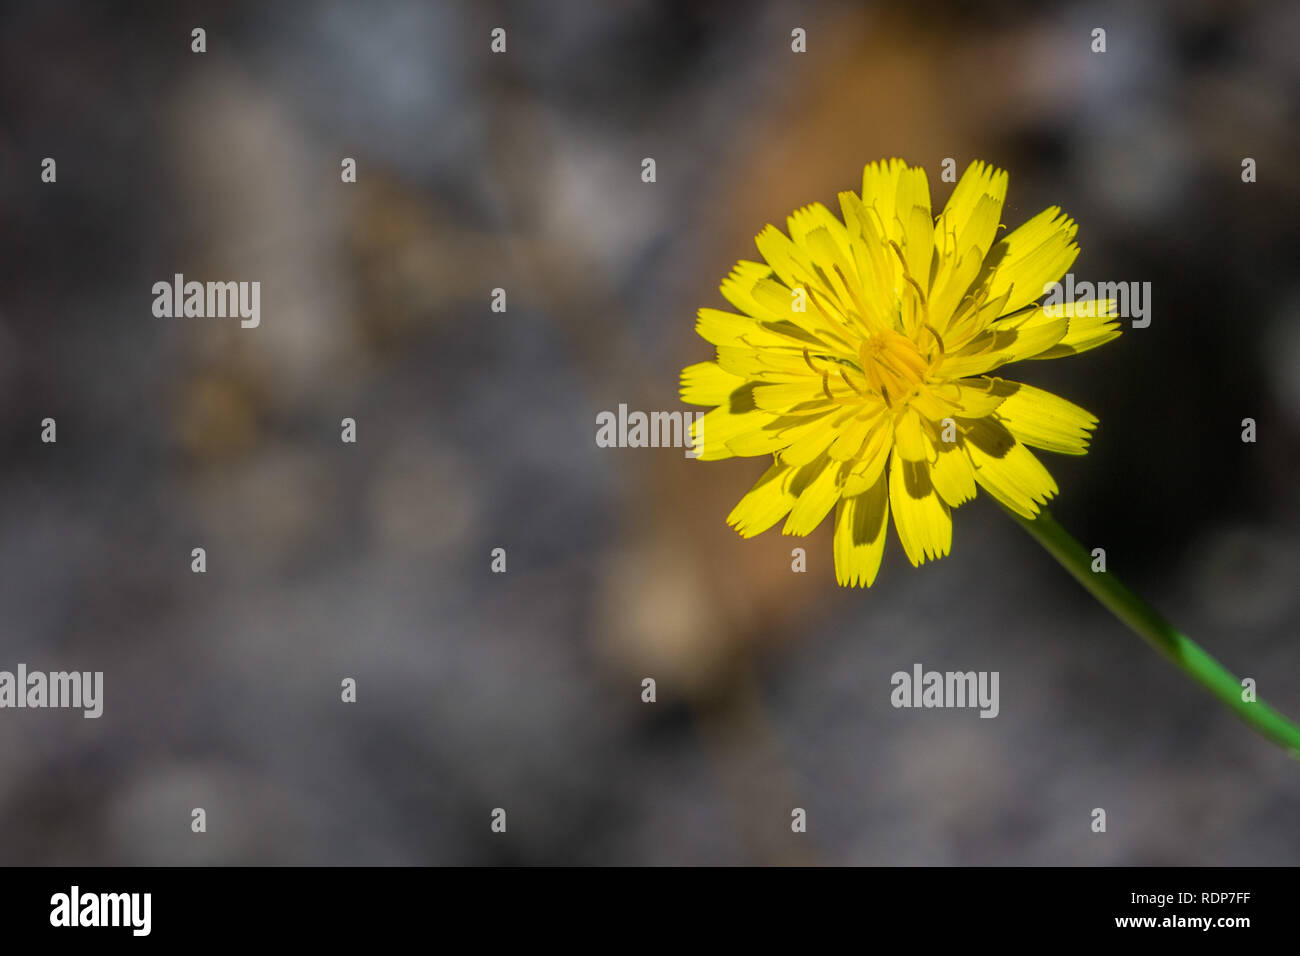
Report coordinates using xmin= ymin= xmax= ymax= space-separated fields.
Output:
xmin=1005 ymin=505 xmax=1300 ymax=757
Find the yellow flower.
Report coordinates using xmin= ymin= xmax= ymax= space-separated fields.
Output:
xmin=682 ymin=159 xmax=1122 ymax=587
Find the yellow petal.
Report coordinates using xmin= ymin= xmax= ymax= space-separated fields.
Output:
xmin=680 ymin=361 xmax=744 ymax=406
xmin=838 ymin=189 xmax=897 ymax=328
xmin=779 ymin=411 xmax=853 ymax=466
xmin=783 ymin=456 xmax=844 ymax=535
xmin=748 ymin=277 xmax=857 ymax=350
xmin=727 ymin=460 xmax=797 ymax=537
xmin=719 ymin=260 xmax=776 ymax=317
xmin=787 ymin=203 xmax=856 ymax=270
xmin=897 ymin=188 xmax=934 ymax=285
xmin=936 ymin=160 xmax=1008 ymax=263
xmin=892 ymin=407 xmax=931 ymax=461
xmin=724 ymin=413 xmax=823 ymax=456
xmin=696 ymin=308 xmax=807 ymax=350
xmin=755 ymin=224 xmax=815 ymax=290
xmin=888 ymin=452 xmax=952 ymax=566
xmin=993 ymin=382 xmax=1098 ymax=455
xmin=802 ymin=226 xmax=862 ymax=324
xmin=929 ymin=244 xmax=985 ymax=333
xmin=833 ymin=472 xmax=890 ymax=587
xmin=828 ymin=412 xmax=876 ymax=461
xmin=752 ymin=379 xmax=834 ymax=410
xmin=953 ymin=193 xmax=1001 ymax=267
xmin=1019 ymin=298 xmax=1123 ymax=360
xmin=715 ymin=346 xmax=813 ymax=381
xmin=861 ymin=158 xmax=908 ymax=241
xmin=948 ymin=377 xmax=1011 ymax=417
xmin=841 ymin=422 xmax=893 ymax=495
xmin=963 ymin=417 xmax=1058 ymax=517
xmin=929 ymin=443 xmax=976 ymax=506
xmin=691 ymin=406 xmax=774 ymax=460
xmin=908 ymin=385 xmax=955 ymax=422
xmin=981 ymin=206 xmax=1080 ymax=314
xmin=747 ymin=275 xmax=803 ymax=321
xmin=938 ymin=314 xmax=1069 ymax=377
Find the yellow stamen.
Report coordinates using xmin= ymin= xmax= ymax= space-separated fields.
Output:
xmin=858 ymin=328 xmax=930 ymax=405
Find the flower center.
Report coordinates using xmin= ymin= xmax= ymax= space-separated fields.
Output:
xmin=858 ymin=329 xmax=929 ymax=405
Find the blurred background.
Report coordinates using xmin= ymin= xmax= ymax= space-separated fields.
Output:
xmin=1 ymin=0 xmax=1298 ymax=865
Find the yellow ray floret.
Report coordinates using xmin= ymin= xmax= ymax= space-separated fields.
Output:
xmin=682 ymin=159 xmax=1122 ymax=586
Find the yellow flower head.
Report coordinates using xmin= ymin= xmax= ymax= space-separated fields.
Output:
xmin=682 ymin=159 xmax=1122 ymax=587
